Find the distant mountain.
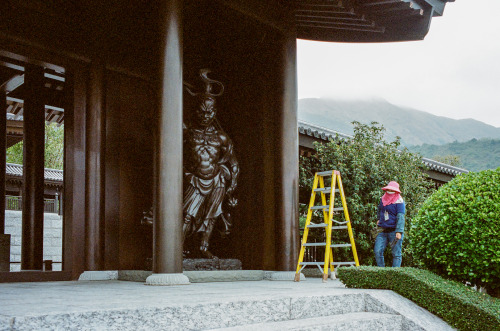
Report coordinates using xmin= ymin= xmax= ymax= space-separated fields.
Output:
xmin=408 ymin=138 xmax=500 ymax=172
xmin=298 ymin=98 xmax=500 ymax=146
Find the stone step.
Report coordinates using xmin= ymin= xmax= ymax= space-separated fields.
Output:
xmin=5 ymin=292 xmax=368 ymax=330
xmin=208 ymin=312 xmax=403 ymax=331
xmin=0 ymin=280 xmax=453 ymax=331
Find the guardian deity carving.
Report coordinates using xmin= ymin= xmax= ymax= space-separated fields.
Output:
xmin=141 ymin=69 xmax=239 ymax=260
xmin=182 ymin=69 xmax=239 ymax=259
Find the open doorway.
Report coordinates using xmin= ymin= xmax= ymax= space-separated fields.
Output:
xmin=1 ymin=55 xmax=65 ymax=274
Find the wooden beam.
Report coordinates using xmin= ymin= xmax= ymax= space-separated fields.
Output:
xmin=296 ymin=14 xmax=370 ymax=24
xmin=296 ymin=8 xmax=355 ymax=15
xmin=295 ymin=0 xmax=343 ymax=5
xmin=0 ymin=60 xmax=24 ymax=73
xmin=0 ymin=74 xmax=24 ymax=94
xmin=56 ymin=114 xmax=64 ymax=126
xmin=359 ymin=0 xmax=403 ymax=7
xmin=298 ymin=23 xmax=385 ymax=33
xmin=297 ymin=3 xmax=344 ymax=9
xmin=296 ymin=18 xmax=376 ymax=28
xmin=367 ymin=1 xmax=422 ymax=14
xmin=14 ymin=109 xmax=23 ymax=121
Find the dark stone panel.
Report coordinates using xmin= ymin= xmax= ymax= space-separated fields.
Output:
xmin=183 ymin=259 xmax=242 ymax=271
xmin=183 ymin=1 xmax=297 ymax=270
xmin=104 ymin=72 xmax=155 ymax=271
xmin=104 ymin=71 xmax=121 ymax=270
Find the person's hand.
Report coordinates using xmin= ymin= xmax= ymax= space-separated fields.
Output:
xmin=376 ymin=220 xmax=379 ymax=226
xmin=396 ymin=232 xmax=402 ymax=240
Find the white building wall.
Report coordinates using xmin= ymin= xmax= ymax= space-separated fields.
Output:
xmin=4 ymin=210 xmax=63 ymax=271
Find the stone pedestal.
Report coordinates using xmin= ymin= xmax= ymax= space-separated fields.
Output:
xmin=183 ymin=258 xmax=242 ymax=271
xmin=78 ymin=270 xmax=118 ymax=281
xmin=0 ymin=234 xmax=11 ymax=272
xmin=145 ymin=273 xmax=190 ymax=286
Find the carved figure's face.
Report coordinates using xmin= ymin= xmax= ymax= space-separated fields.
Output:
xmin=196 ymin=97 xmax=216 ymax=127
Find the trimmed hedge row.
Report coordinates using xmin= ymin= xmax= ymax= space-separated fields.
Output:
xmin=337 ymin=266 xmax=500 ymax=330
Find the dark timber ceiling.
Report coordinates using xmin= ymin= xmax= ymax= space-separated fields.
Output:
xmin=295 ymin=0 xmax=454 ymax=42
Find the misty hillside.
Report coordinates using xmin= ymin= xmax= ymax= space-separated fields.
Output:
xmin=408 ymin=138 xmax=500 ymax=172
xmin=298 ymin=98 xmax=500 ymax=146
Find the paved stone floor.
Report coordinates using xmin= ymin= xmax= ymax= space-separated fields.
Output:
xmin=1 ymin=278 xmax=345 ymax=316
xmin=0 ymin=277 xmax=453 ymax=330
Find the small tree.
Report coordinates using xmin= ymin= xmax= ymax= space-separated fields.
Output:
xmin=6 ymin=123 xmax=64 ymax=170
xmin=299 ymin=121 xmax=433 ymax=266
xmin=411 ymin=168 xmax=500 ymax=297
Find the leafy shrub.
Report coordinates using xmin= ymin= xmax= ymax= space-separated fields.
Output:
xmin=299 ymin=122 xmax=433 ymax=266
xmin=411 ymin=168 xmax=500 ymax=296
xmin=337 ymin=266 xmax=500 ymax=330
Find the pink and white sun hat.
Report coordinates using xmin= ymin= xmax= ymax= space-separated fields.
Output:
xmin=382 ymin=181 xmax=401 ymax=193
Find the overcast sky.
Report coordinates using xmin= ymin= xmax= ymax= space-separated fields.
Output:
xmin=297 ymin=0 xmax=500 ymax=128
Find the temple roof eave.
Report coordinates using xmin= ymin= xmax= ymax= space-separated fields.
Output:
xmin=294 ymin=0 xmax=454 ymax=43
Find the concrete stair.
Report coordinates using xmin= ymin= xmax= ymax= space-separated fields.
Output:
xmin=209 ymin=312 xmax=403 ymax=331
xmin=2 ymin=291 xmax=450 ymax=330
xmin=0 ymin=279 xmax=453 ymax=331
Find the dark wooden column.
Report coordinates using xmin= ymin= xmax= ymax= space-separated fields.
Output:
xmin=63 ymin=66 xmax=88 ymax=279
xmin=85 ymin=60 xmax=106 ymax=271
xmin=153 ymin=0 xmax=184 ymax=275
xmin=0 ymin=90 xmax=6 ymax=234
xmin=21 ymin=65 xmax=45 ymax=270
xmin=275 ymin=32 xmax=299 ymax=271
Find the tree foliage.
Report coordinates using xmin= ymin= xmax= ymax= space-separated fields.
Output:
xmin=432 ymin=154 xmax=461 ymax=167
xmin=299 ymin=122 xmax=433 ymax=266
xmin=411 ymin=168 xmax=500 ymax=297
xmin=409 ymin=138 xmax=500 ymax=172
xmin=6 ymin=123 xmax=64 ymax=170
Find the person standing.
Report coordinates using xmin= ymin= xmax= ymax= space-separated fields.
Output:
xmin=374 ymin=181 xmax=405 ymax=267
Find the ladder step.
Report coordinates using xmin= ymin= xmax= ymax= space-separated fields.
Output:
xmin=305 ymin=224 xmax=348 ymax=229
xmin=303 ymin=243 xmax=327 ymax=247
xmin=306 ymin=223 xmax=328 ymax=228
xmin=300 ymin=261 xmax=356 ymax=266
xmin=299 ymin=262 xmax=324 ymax=266
xmin=310 ymin=205 xmax=329 ymax=210
xmin=309 ymin=206 xmax=344 ymax=211
xmin=316 ymin=170 xmax=335 ymax=176
xmin=313 ymin=187 xmax=340 ymax=193
xmin=331 ymin=243 xmax=352 ymax=248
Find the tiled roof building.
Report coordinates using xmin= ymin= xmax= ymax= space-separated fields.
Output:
xmin=298 ymin=120 xmax=467 ymax=185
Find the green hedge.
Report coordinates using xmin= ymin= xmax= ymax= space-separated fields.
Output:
xmin=337 ymin=266 xmax=500 ymax=330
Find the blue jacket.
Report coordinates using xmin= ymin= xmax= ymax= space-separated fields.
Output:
xmin=378 ymin=197 xmax=405 ymax=233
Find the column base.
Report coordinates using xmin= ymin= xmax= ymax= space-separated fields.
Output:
xmin=145 ymin=273 xmax=191 ymax=286
xmin=266 ymin=271 xmax=306 ymax=281
xmin=78 ymin=270 xmax=118 ymax=281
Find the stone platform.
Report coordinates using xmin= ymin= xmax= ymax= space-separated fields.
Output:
xmin=0 ymin=277 xmax=452 ymax=330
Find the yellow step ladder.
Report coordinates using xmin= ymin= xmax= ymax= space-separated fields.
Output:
xmin=294 ymin=170 xmax=359 ymax=282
